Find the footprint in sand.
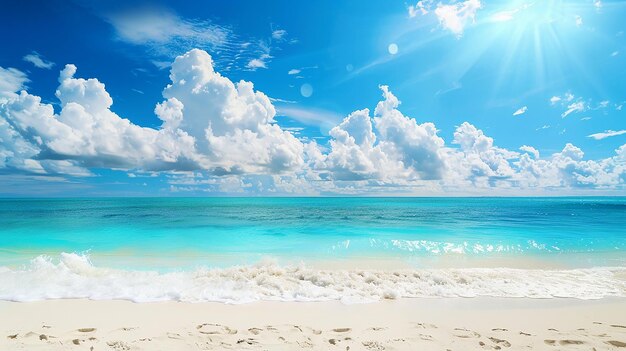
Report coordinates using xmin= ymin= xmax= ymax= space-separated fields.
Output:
xmin=106 ymin=340 xmax=131 ymax=351
xmin=519 ymin=331 xmax=532 ymax=336
xmin=611 ymin=325 xmax=626 ymax=329
xmin=236 ymin=338 xmax=258 ymax=345
xmin=6 ymin=334 xmax=18 ymax=339
xmin=167 ymin=332 xmax=182 ymax=339
xmin=248 ymin=327 xmax=263 ymax=335
xmin=196 ymin=323 xmax=237 ymax=335
xmin=607 ymin=341 xmax=626 ymax=347
xmin=559 ymin=340 xmax=585 ymax=345
xmin=489 ymin=336 xmax=511 ymax=347
xmin=72 ymin=339 xmax=81 ymax=345
xmin=544 ymin=339 xmax=556 ymax=345
xmin=39 ymin=334 xmax=48 ymax=341
xmin=362 ymin=340 xmax=385 ymax=350
xmin=454 ymin=328 xmax=481 ymax=338
xmin=414 ymin=323 xmax=437 ymax=329
xmin=333 ymin=328 xmax=351 ymax=333
xmin=77 ymin=328 xmax=96 ymax=333
xmin=418 ymin=333 xmax=433 ymax=341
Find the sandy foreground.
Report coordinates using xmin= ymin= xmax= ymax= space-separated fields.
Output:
xmin=1 ymin=298 xmax=625 ymax=350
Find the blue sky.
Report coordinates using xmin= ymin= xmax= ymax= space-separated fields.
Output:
xmin=0 ymin=0 xmax=625 ymax=196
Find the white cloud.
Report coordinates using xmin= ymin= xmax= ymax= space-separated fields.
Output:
xmin=408 ymin=0 xmax=432 ymax=17
xmin=513 ymin=106 xmax=527 ymax=116
xmin=520 ymin=145 xmax=539 ymax=159
xmin=575 ymin=15 xmax=583 ymax=27
xmin=105 ymin=8 xmax=228 ymax=48
xmin=246 ymin=58 xmax=267 ymax=69
xmin=550 ymin=93 xmax=587 ymax=118
xmin=0 ymin=49 xmax=304 ymax=177
xmin=0 ymin=67 xmax=29 ymax=100
xmin=434 ymin=0 xmax=482 ymax=37
xmin=245 ymin=41 xmax=273 ymax=70
xmin=612 ymin=51 xmax=619 ymax=57
xmin=288 ymin=69 xmax=301 ymax=75
xmin=23 ymin=52 xmax=55 ymax=69
xmin=562 ymin=101 xmax=586 ymax=118
xmin=588 ymin=130 xmax=626 ymax=140
xmin=102 ymin=7 xmax=279 ymax=71
xmin=1 ymin=53 xmax=625 ymax=195
xmin=272 ymin=29 xmax=287 ymax=40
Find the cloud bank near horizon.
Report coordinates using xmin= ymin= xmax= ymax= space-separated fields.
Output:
xmin=0 ymin=49 xmax=624 ymax=195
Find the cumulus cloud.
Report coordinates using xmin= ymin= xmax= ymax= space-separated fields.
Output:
xmin=312 ymin=87 xmax=625 ymax=193
xmin=1 ymin=51 xmax=624 ymax=195
xmin=0 ymin=49 xmax=304 ymax=177
xmin=319 ymin=86 xmax=447 ymax=182
xmin=519 ymin=145 xmax=539 ymax=159
xmin=513 ymin=106 xmax=527 ymax=116
xmin=23 ymin=51 xmax=55 ymax=69
xmin=588 ymin=130 xmax=626 ymax=140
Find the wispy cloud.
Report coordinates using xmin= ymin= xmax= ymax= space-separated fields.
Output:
xmin=276 ymin=106 xmax=344 ymax=132
xmin=101 ymin=6 xmax=281 ymax=71
xmin=408 ymin=0 xmax=482 ymax=37
xmin=588 ymin=130 xmax=626 ymax=140
xmin=513 ymin=106 xmax=527 ymax=116
xmin=23 ymin=51 xmax=55 ymax=69
xmin=272 ymin=29 xmax=287 ymax=40
xmin=562 ymin=101 xmax=586 ymax=118
xmin=550 ymin=93 xmax=588 ymax=118
xmin=245 ymin=40 xmax=272 ymax=71
xmin=434 ymin=0 xmax=482 ymax=37
xmin=287 ymin=65 xmax=317 ymax=76
xmin=0 ymin=67 xmax=29 ymax=99
xmin=105 ymin=7 xmax=229 ymax=50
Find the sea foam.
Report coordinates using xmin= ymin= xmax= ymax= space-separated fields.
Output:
xmin=1 ymin=253 xmax=625 ymax=304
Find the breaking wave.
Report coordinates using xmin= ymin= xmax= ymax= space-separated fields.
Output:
xmin=1 ymin=253 xmax=625 ymax=304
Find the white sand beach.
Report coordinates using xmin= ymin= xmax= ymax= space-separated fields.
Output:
xmin=2 ymin=298 xmax=626 ymax=350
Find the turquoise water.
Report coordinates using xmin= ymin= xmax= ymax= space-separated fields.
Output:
xmin=1 ymin=197 xmax=626 ymax=302
xmin=1 ymin=197 xmax=625 ymax=268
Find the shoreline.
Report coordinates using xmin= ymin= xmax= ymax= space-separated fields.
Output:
xmin=2 ymin=297 xmax=626 ymax=350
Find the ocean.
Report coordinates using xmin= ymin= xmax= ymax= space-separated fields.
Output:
xmin=1 ymin=197 xmax=625 ymax=303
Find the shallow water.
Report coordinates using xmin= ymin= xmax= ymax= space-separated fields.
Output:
xmin=1 ymin=197 xmax=625 ymax=302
